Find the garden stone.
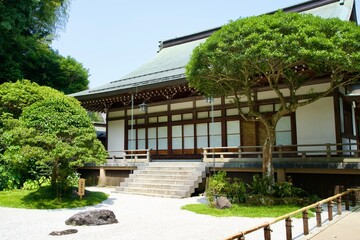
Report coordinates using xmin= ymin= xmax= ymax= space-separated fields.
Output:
xmin=65 ymin=209 xmax=118 ymax=226
xmin=216 ymin=196 xmax=232 ymax=209
xmin=49 ymin=229 xmax=78 ymax=236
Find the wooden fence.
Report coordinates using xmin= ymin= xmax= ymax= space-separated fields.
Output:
xmin=224 ymin=188 xmax=360 ymax=240
xmin=106 ymin=149 xmax=151 ymax=166
xmin=203 ymin=142 xmax=360 ymax=162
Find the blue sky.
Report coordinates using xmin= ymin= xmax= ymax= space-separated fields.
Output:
xmin=52 ymin=0 xmax=359 ymax=88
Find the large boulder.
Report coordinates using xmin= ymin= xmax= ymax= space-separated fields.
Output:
xmin=216 ymin=196 xmax=232 ymax=209
xmin=65 ymin=209 xmax=118 ymax=226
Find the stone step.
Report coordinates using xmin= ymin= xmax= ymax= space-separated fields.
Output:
xmin=137 ymin=166 xmax=205 ymax=171
xmin=118 ymin=191 xmax=183 ymax=199
xmin=148 ymin=162 xmax=203 ymax=166
xmin=122 ymin=186 xmax=190 ymax=197
xmin=130 ymin=173 xmax=201 ymax=181
xmin=127 ymin=178 xmax=198 ymax=186
xmin=125 ymin=182 xmax=193 ymax=191
xmin=134 ymin=169 xmax=203 ymax=176
xmin=115 ymin=162 xmax=206 ymax=198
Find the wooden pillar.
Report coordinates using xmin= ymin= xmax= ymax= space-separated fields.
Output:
xmin=264 ymin=225 xmax=271 ymax=240
xmin=328 ymin=201 xmax=333 ymax=221
xmin=285 ymin=217 xmax=292 ymax=240
xmin=276 ymin=168 xmax=286 ymax=183
xmin=98 ymin=167 xmax=106 ymax=186
xmin=345 ymin=193 xmax=350 ymax=210
xmin=316 ymin=205 xmax=322 ymax=227
xmin=337 ymin=196 xmax=342 ymax=215
xmin=351 ymin=191 xmax=357 ymax=207
xmin=302 ymin=210 xmax=309 ymax=235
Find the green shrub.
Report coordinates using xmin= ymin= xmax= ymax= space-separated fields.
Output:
xmin=66 ymin=172 xmax=80 ymax=187
xmin=274 ymin=181 xmax=306 ymax=198
xmin=206 ymin=171 xmax=228 ymax=206
xmin=247 ymin=175 xmax=274 ymax=196
xmin=22 ymin=176 xmax=51 ymax=190
xmin=227 ymin=177 xmax=247 ymax=204
xmin=206 ymin=171 xmax=247 ymax=206
xmin=206 ymin=172 xmax=310 ymax=207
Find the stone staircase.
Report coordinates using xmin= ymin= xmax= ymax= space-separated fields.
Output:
xmin=114 ymin=162 xmax=206 ymax=198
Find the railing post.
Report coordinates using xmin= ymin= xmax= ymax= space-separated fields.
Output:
xmin=316 ymin=205 xmax=322 ymax=227
xmin=337 ymin=196 xmax=342 ymax=215
xmin=285 ymin=217 xmax=292 ymax=240
xmin=279 ymin=145 xmax=283 ymax=159
xmin=302 ymin=210 xmax=309 ymax=235
xmin=328 ymin=201 xmax=333 ymax=221
xmin=326 ymin=143 xmax=331 ymax=159
xmin=345 ymin=193 xmax=350 ymax=210
xmin=238 ymin=147 xmax=242 ymax=159
xmin=203 ymin=148 xmax=207 ymax=162
xmin=351 ymin=190 xmax=357 ymax=207
xmin=264 ymin=225 xmax=271 ymax=240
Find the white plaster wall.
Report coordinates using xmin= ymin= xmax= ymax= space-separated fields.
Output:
xmin=107 ymin=120 xmax=125 ymax=152
xmin=296 ymin=97 xmax=336 ymax=153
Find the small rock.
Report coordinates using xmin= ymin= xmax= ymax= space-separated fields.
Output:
xmin=65 ymin=209 xmax=118 ymax=226
xmin=49 ymin=229 xmax=78 ymax=236
xmin=216 ymin=196 xmax=232 ymax=209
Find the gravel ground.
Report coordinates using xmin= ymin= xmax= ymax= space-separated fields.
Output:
xmin=0 ymin=187 xmax=351 ymax=240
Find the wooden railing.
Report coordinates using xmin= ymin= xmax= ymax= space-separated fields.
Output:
xmin=224 ymin=188 xmax=360 ymax=240
xmin=106 ymin=149 xmax=151 ymax=165
xmin=203 ymin=143 xmax=360 ymax=162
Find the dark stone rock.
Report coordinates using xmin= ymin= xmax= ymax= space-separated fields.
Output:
xmin=216 ymin=196 xmax=232 ymax=209
xmin=65 ymin=209 xmax=118 ymax=226
xmin=49 ymin=229 xmax=78 ymax=236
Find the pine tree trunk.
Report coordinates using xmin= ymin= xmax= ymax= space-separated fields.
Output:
xmin=262 ymin=125 xmax=275 ymax=181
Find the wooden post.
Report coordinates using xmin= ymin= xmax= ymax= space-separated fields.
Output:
xmin=351 ymin=191 xmax=356 ymax=207
xmin=264 ymin=225 xmax=271 ymax=240
xmin=279 ymin=145 xmax=283 ymax=159
xmin=316 ymin=205 xmax=322 ymax=227
xmin=328 ymin=201 xmax=333 ymax=221
xmin=98 ymin=167 xmax=106 ymax=186
xmin=78 ymin=178 xmax=85 ymax=200
xmin=345 ymin=193 xmax=350 ymax=210
xmin=337 ymin=196 xmax=342 ymax=215
xmin=238 ymin=147 xmax=242 ymax=159
xmin=326 ymin=143 xmax=331 ymax=159
xmin=203 ymin=148 xmax=208 ymax=162
xmin=285 ymin=217 xmax=292 ymax=240
xmin=276 ymin=169 xmax=286 ymax=183
xmin=302 ymin=210 xmax=309 ymax=235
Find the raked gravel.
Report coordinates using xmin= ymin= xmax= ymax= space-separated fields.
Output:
xmin=0 ymin=187 xmax=350 ymax=240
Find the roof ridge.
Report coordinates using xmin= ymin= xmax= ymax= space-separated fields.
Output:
xmin=158 ymin=0 xmax=342 ymax=51
xmin=89 ymin=73 xmax=186 ymax=94
xmin=110 ymin=66 xmax=185 ymax=84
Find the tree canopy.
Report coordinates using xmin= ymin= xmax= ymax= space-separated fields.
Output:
xmin=0 ymin=80 xmax=107 ymax=194
xmin=186 ymin=11 xmax=360 ymax=179
xmin=0 ymin=0 xmax=89 ymax=94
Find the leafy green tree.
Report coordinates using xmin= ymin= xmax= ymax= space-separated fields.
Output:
xmin=21 ymin=44 xmax=89 ymax=94
xmin=0 ymin=80 xmax=64 ymax=120
xmin=0 ymin=0 xmax=69 ymax=81
xmin=0 ymin=0 xmax=89 ymax=94
xmin=186 ymin=12 xmax=360 ymax=180
xmin=0 ymin=81 xmax=107 ymax=195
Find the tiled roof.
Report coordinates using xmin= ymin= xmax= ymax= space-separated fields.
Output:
xmin=71 ymin=38 xmax=206 ymax=99
xmin=71 ymin=0 xmax=355 ymax=100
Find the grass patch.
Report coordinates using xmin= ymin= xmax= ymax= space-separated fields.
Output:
xmin=0 ymin=186 xmax=108 ymax=209
xmin=181 ymin=204 xmax=314 ymax=218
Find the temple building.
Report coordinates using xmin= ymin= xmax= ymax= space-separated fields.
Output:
xmin=72 ymin=0 xmax=360 ymax=197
